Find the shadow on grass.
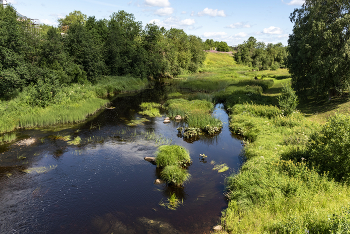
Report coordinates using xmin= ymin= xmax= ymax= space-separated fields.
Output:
xmin=298 ymin=95 xmax=350 ymax=116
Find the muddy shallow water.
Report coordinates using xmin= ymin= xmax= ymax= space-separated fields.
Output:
xmin=0 ymin=87 xmax=243 ymax=234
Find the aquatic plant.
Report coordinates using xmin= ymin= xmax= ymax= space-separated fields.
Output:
xmin=159 ymin=193 xmax=183 ymax=210
xmin=68 ymin=136 xmax=81 ymax=145
xmin=155 ymin=145 xmax=192 ymax=168
xmin=138 ymin=102 xmax=162 ymax=117
xmin=126 ymin=117 xmax=150 ymax=126
xmin=213 ymin=163 xmax=229 ymax=173
xmin=23 ymin=165 xmax=57 ymax=174
xmin=160 ymin=165 xmax=190 ymax=186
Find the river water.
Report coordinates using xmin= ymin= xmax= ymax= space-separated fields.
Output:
xmin=0 ymin=87 xmax=243 ymax=234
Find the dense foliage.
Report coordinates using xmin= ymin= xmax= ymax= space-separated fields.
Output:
xmin=0 ymin=5 xmax=206 ymax=102
xmin=234 ymin=36 xmax=287 ymax=70
xmin=307 ymin=114 xmax=350 ymax=183
xmin=288 ymin=0 xmax=350 ymax=98
xmin=203 ymin=39 xmax=230 ymax=52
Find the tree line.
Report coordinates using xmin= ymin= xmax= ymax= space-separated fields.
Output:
xmin=203 ymin=39 xmax=230 ymax=52
xmin=234 ymin=37 xmax=288 ymax=70
xmin=0 ymin=6 xmax=206 ymax=100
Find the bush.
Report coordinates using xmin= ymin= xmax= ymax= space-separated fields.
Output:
xmin=155 ymin=145 xmax=192 ymax=168
xmin=278 ymin=84 xmax=298 ymax=116
xmin=160 ymin=165 xmax=190 ymax=186
xmin=307 ymin=114 xmax=350 ymax=183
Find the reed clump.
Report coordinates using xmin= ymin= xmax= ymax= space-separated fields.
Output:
xmin=155 ymin=145 xmax=192 ymax=168
xmin=160 ymin=165 xmax=191 ymax=187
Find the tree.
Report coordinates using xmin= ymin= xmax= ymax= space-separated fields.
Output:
xmin=58 ymin=10 xmax=87 ymax=28
xmin=288 ymin=0 xmax=350 ymax=98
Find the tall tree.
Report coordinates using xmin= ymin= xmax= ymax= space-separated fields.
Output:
xmin=288 ymin=0 xmax=350 ymax=98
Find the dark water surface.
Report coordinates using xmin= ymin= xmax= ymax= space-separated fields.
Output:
xmin=0 ymin=87 xmax=243 ymax=234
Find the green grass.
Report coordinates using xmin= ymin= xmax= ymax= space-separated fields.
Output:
xmin=155 ymin=145 xmax=192 ymax=168
xmin=165 ymin=98 xmax=214 ymax=118
xmin=174 ymin=52 xmax=350 ymax=233
xmin=160 ymin=165 xmax=191 ymax=187
xmin=0 ymin=76 xmax=148 ymax=134
xmin=138 ymin=102 xmax=162 ymax=117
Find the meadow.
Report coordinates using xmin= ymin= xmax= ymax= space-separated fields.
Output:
xmin=174 ymin=52 xmax=350 ymax=233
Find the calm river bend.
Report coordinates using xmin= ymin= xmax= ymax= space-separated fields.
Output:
xmin=0 ymin=87 xmax=243 ymax=234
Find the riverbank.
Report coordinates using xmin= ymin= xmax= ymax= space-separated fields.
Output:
xmin=174 ymin=52 xmax=350 ymax=233
xmin=0 ymin=76 xmax=148 ymax=134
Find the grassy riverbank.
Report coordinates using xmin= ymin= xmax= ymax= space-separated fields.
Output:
xmin=0 ymin=76 xmax=148 ymax=133
xmin=175 ymin=52 xmax=350 ymax=233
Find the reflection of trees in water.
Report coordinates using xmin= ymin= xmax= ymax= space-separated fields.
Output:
xmin=182 ymin=132 xmax=221 ymax=145
xmin=154 ymin=167 xmax=188 ymax=201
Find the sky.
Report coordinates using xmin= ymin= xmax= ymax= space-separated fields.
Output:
xmin=3 ymin=0 xmax=305 ymax=46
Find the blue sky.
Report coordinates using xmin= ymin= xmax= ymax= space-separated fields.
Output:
xmin=4 ymin=0 xmax=304 ymax=46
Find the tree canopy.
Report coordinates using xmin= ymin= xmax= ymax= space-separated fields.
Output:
xmin=0 ymin=6 xmax=206 ymax=101
xmin=234 ymin=36 xmax=287 ymax=70
xmin=288 ymin=0 xmax=350 ymax=98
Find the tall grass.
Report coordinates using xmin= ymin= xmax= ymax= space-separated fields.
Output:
xmin=155 ymin=145 xmax=192 ymax=168
xmin=0 ymin=76 xmax=148 ymax=133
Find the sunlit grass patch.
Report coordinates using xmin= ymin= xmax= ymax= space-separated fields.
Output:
xmin=160 ymin=165 xmax=191 ymax=187
xmin=138 ymin=102 xmax=162 ymax=117
xmin=155 ymin=145 xmax=192 ymax=168
xmin=165 ymin=98 xmax=214 ymax=117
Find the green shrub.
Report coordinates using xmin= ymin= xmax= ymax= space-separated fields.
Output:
xmin=155 ymin=145 xmax=192 ymax=168
xmin=307 ymin=114 xmax=350 ymax=183
xmin=278 ymin=84 xmax=298 ymax=116
xmin=160 ymin=165 xmax=190 ymax=186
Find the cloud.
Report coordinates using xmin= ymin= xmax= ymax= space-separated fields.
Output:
xmin=262 ymin=26 xmax=283 ymax=35
xmin=226 ymin=22 xmax=251 ymax=29
xmin=85 ymin=0 xmax=121 ymax=8
xmin=190 ymin=11 xmax=194 ymax=16
xmin=285 ymin=0 xmax=304 ymax=5
xmin=198 ymin=8 xmax=226 ymax=17
xmin=154 ymin=7 xmax=173 ymax=16
xmin=181 ymin=11 xmax=186 ymax=14
xmin=180 ymin=18 xmax=195 ymax=26
xmin=5 ymin=0 xmax=17 ymax=4
xmin=149 ymin=17 xmax=196 ymax=29
xmin=145 ymin=0 xmax=170 ymax=7
xmin=39 ymin=19 xmax=57 ymax=26
xmin=235 ymin=32 xmax=248 ymax=38
xmin=202 ymin=32 xmax=227 ymax=38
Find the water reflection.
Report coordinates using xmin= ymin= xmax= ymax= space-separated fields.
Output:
xmin=0 ymin=88 xmax=242 ymax=234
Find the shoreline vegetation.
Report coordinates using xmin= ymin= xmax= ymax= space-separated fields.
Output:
xmin=0 ymin=76 xmax=149 ymax=134
xmin=3 ymin=3 xmax=350 ymax=233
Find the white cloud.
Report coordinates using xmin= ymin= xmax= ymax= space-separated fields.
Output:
xmin=262 ymin=26 xmax=283 ymax=35
xmin=39 ymin=19 xmax=57 ymax=26
xmin=180 ymin=18 xmax=195 ymax=26
xmin=235 ymin=32 xmax=248 ymax=38
xmin=226 ymin=22 xmax=251 ymax=29
xmin=285 ymin=0 xmax=304 ymax=5
xmin=149 ymin=17 xmax=195 ymax=29
xmin=190 ymin=11 xmax=195 ymax=16
xmin=198 ymin=8 xmax=226 ymax=17
xmin=181 ymin=11 xmax=186 ymax=14
xmin=154 ymin=7 xmax=173 ymax=16
xmin=145 ymin=0 xmax=170 ymax=7
xmin=203 ymin=32 xmax=227 ymax=38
